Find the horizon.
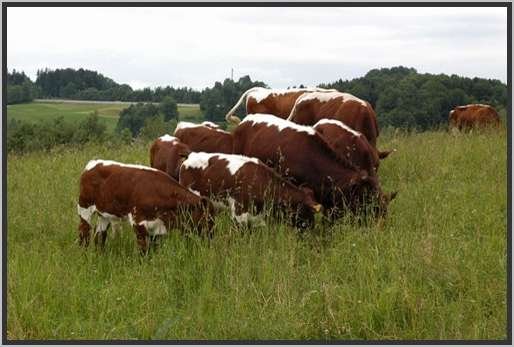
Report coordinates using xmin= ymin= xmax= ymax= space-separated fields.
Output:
xmin=6 ymin=65 xmax=508 ymax=92
xmin=7 ymin=7 xmax=507 ymax=90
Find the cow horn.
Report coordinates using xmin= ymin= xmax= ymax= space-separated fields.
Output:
xmin=386 ymin=191 xmax=398 ymax=202
xmin=378 ymin=149 xmax=396 ymax=159
xmin=312 ymin=204 xmax=322 ymax=213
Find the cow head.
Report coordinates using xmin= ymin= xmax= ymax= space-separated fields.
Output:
xmin=339 ymin=172 xmax=397 ymax=222
xmin=293 ymin=186 xmax=322 ymax=229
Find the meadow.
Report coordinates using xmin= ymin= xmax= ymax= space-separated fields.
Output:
xmin=6 ymin=127 xmax=508 ymax=341
xmin=6 ymin=101 xmax=204 ymax=132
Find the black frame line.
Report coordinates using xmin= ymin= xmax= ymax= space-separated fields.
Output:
xmin=1 ymin=1 xmax=511 ymax=345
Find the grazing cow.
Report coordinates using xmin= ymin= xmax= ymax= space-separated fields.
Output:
xmin=313 ymin=119 xmax=380 ymax=176
xmin=287 ymin=91 xmax=381 ymax=148
xmin=77 ymin=160 xmax=214 ymax=253
xmin=225 ymin=87 xmax=336 ymax=124
xmin=449 ymin=104 xmax=500 ymax=131
xmin=233 ymin=114 xmax=397 ymax=219
xmin=179 ymin=152 xmax=322 ymax=228
xmin=149 ymin=134 xmax=191 ymax=179
xmin=174 ymin=121 xmax=233 ymax=154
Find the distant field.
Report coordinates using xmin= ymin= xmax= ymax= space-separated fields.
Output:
xmin=6 ymin=129 xmax=507 ymax=340
xmin=6 ymin=101 xmax=205 ymax=132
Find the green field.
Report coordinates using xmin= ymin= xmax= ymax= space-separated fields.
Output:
xmin=6 ymin=129 xmax=507 ymax=341
xmin=7 ymin=101 xmax=205 ymax=132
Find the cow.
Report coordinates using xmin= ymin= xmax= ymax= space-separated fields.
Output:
xmin=149 ymin=134 xmax=191 ymax=179
xmin=174 ymin=121 xmax=233 ymax=154
xmin=179 ymin=152 xmax=322 ymax=228
xmin=287 ymin=91 xmax=381 ymax=148
xmin=77 ymin=160 xmax=214 ymax=253
xmin=313 ymin=119 xmax=380 ymax=176
xmin=449 ymin=104 xmax=500 ymax=131
xmin=232 ymin=114 xmax=397 ymax=220
xmin=225 ymin=87 xmax=336 ymax=124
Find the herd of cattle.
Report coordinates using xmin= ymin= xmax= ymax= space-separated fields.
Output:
xmin=77 ymin=87 xmax=501 ymax=253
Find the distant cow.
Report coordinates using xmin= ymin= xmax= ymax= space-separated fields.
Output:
xmin=179 ymin=152 xmax=321 ymax=228
xmin=287 ymin=91 xmax=380 ymax=148
xmin=150 ymin=135 xmax=191 ymax=179
xmin=449 ymin=104 xmax=500 ymax=131
xmin=225 ymin=87 xmax=336 ymax=124
xmin=313 ymin=119 xmax=381 ymax=176
xmin=174 ymin=121 xmax=233 ymax=154
xmin=233 ymin=114 xmax=397 ymax=219
xmin=77 ymin=160 xmax=214 ymax=253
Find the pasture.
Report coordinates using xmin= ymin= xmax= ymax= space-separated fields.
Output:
xmin=6 ymin=129 xmax=507 ymax=340
xmin=6 ymin=101 xmax=204 ymax=132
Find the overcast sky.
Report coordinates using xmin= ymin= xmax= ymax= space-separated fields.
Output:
xmin=7 ymin=6 xmax=508 ymax=90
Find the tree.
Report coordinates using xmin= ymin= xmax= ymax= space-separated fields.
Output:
xmin=116 ymin=103 xmax=160 ymax=136
xmin=160 ymin=96 xmax=179 ymax=121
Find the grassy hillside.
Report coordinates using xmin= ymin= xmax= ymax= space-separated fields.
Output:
xmin=6 ymin=129 xmax=507 ymax=340
xmin=6 ymin=101 xmax=204 ymax=132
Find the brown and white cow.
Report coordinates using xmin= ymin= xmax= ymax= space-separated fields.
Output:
xmin=313 ymin=119 xmax=381 ymax=176
xmin=225 ymin=87 xmax=336 ymax=124
xmin=77 ymin=160 xmax=214 ymax=253
xmin=174 ymin=121 xmax=233 ymax=154
xmin=233 ymin=114 xmax=397 ymax=220
xmin=179 ymin=152 xmax=322 ymax=228
xmin=449 ymin=104 xmax=500 ymax=131
xmin=287 ymin=91 xmax=381 ymax=148
xmin=150 ymin=135 xmax=191 ymax=179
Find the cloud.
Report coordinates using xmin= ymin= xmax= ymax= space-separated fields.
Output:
xmin=7 ymin=6 xmax=507 ymax=89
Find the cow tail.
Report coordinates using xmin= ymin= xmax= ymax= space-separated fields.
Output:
xmin=225 ymin=87 xmax=260 ymax=124
xmin=286 ymin=93 xmax=305 ymax=121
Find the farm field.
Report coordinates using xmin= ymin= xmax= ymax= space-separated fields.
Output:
xmin=6 ymin=129 xmax=507 ymax=340
xmin=6 ymin=101 xmax=205 ymax=132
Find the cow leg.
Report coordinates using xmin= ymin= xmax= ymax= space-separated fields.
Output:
xmin=94 ymin=216 xmax=110 ymax=249
xmin=133 ymin=224 xmax=149 ymax=255
xmin=78 ymin=217 xmax=91 ymax=247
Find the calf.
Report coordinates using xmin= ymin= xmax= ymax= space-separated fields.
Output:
xmin=179 ymin=152 xmax=321 ymax=228
xmin=150 ymin=134 xmax=191 ymax=179
xmin=313 ymin=119 xmax=380 ymax=176
xmin=174 ymin=121 xmax=233 ymax=154
xmin=233 ymin=114 xmax=397 ymax=219
xmin=77 ymin=160 xmax=214 ymax=253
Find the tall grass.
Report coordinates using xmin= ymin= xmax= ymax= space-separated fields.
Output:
xmin=6 ymin=129 xmax=507 ymax=340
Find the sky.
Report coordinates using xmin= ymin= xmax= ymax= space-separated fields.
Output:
xmin=7 ymin=6 xmax=508 ymax=90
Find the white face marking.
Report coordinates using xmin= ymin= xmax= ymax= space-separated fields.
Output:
xmin=241 ymin=113 xmax=316 ymax=135
xmin=159 ymin=134 xmax=179 ymax=142
xmin=182 ymin=152 xmax=259 ymax=175
xmin=313 ymin=119 xmax=362 ymax=137
xmin=174 ymin=121 xmax=229 ymax=134
xmin=84 ymin=159 xmax=159 ymax=172
xmin=298 ymin=91 xmax=367 ymax=106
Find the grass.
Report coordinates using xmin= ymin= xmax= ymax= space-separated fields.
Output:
xmin=6 ymin=101 xmax=204 ymax=132
xmin=6 ymin=129 xmax=508 ymax=340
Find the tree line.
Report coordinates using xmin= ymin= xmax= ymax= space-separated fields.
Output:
xmin=6 ymin=70 xmax=37 ymax=104
xmin=319 ymin=66 xmax=508 ymax=130
xmin=6 ymin=68 xmax=202 ymax=104
xmin=7 ymin=66 xmax=508 ymax=134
